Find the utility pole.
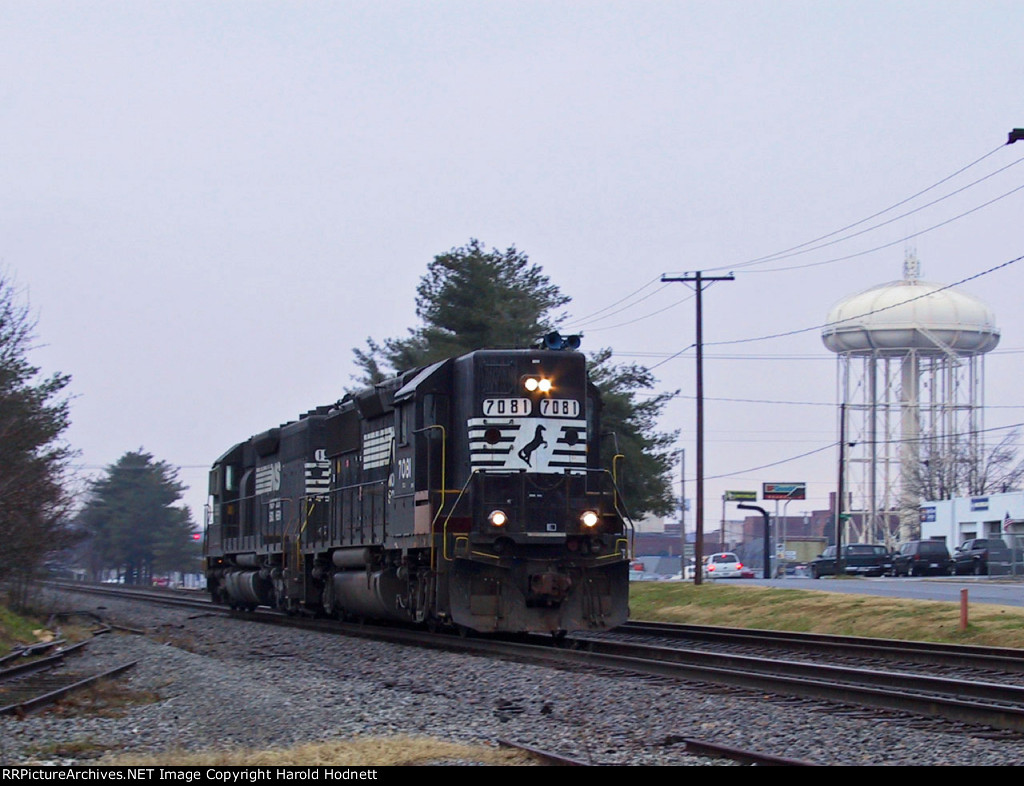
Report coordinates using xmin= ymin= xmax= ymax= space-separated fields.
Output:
xmin=836 ymin=403 xmax=847 ymax=575
xmin=662 ymin=271 xmax=735 ymax=586
xmin=680 ymin=449 xmax=686 ymax=570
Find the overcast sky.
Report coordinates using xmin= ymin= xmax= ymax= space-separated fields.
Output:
xmin=4 ymin=1 xmax=1022 ymax=531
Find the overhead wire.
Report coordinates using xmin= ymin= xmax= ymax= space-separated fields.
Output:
xmin=564 ymin=276 xmax=665 ymax=328
xmin=744 ymin=181 xmax=1024 ymax=274
xmin=705 ymin=252 xmax=1024 ymax=349
xmin=581 ymin=291 xmax=696 ymax=332
xmin=574 ymin=140 xmax=1018 ymax=329
xmin=705 ymin=421 xmax=1024 ymax=481
xmin=707 ymin=142 xmax=1011 ymax=273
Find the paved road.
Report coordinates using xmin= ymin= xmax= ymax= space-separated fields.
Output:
xmin=738 ymin=575 xmax=1024 ymax=607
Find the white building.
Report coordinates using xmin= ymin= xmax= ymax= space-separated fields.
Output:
xmin=920 ymin=491 xmax=1024 ymax=549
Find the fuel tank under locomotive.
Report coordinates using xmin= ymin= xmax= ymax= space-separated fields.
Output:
xmin=221 ymin=568 xmax=275 ymax=609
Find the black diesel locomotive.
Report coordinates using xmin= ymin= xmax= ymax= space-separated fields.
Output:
xmin=204 ymin=337 xmax=632 ymax=634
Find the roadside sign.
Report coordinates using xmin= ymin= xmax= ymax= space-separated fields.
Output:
xmin=724 ymin=490 xmax=757 ymax=501
xmin=763 ymin=482 xmax=806 ymax=500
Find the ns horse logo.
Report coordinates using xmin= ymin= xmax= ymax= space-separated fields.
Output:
xmin=517 ymin=425 xmax=548 ymax=467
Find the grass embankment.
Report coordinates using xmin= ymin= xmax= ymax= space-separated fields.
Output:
xmin=0 ymin=605 xmax=46 ymax=655
xmin=104 ymin=738 xmax=537 ymax=767
xmin=629 ymin=581 xmax=1024 ymax=648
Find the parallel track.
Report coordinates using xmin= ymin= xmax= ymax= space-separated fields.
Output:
xmin=0 ymin=620 xmax=136 ymax=717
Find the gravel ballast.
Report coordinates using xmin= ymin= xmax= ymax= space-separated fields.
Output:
xmin=3 ymin=590 xmax=1024 ymax=766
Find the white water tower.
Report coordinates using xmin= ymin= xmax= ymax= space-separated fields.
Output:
xmin=822 ymin=253 xmax=1000 ymax=543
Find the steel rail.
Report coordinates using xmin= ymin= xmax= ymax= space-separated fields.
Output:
xmin=495 ymin=739 xmax=593 ymax=766
xmin=664 ymin=736 xmax=820 ymax=767
xmin=0 ymin=661 xmax=138 ymax=716
xmin=620 ymin=620 xmax=1024 ymax=672
xmin=0 ymin=651 xmax=68 ymax=682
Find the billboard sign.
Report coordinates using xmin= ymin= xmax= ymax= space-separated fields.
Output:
xmin=724 ymin=490 xmax=757 ymax=501
xmin=763 ymin=482 xmax=806 ymax=500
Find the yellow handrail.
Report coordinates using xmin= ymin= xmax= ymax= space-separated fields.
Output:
xmin=416 ymin=425 xmax=447 ymax=571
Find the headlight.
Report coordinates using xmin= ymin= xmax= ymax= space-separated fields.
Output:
xmin=580 ymin=510 xmax=599 ymax=528
xmin=523 ymin=377 xmax=553 ymax=393
xmin=488 ymin=510 xmax=508 ymax=527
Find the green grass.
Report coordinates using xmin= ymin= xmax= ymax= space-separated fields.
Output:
xmin=629 ymin=581 xmax=1024 ymax=648
xmin=0 ymin=604 xmax=49 ymax=656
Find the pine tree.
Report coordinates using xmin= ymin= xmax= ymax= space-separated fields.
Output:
xmin=78 ymin=451 xmax=199 ymax=584
xmin=354 ymin=239 xmax=569 ymax=380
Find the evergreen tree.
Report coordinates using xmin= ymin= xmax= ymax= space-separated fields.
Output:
xmin=0 ymin=273 xmax=76 ymax=607
xmin=78 ymin=451 xmax=199 ymax=584
xmin=353 ymin=239 xmax=677 ymax=517
xmin=588 ymin=348 xmax=679 ymax=517
xmin=354 ymin=239 xmax=569 ymax=381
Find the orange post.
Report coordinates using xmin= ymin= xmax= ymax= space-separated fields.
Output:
xmin=960 ymin=588 xmax=969 ymax=631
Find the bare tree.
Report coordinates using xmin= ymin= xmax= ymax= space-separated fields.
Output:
xmin=0 ymin=273 xmax=77 ymax=608
xmin=907 ymin=429 xmax=1024 ymax=502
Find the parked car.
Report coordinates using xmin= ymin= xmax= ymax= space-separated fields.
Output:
xmin=703 ymin=552 xmax=745 ymax=578
xmin=809 ymin=544 xmax=892 ymax=579
xmin=953 ymin=538 xmax=1013 ymax=576
xmin=892 ymin=540 xmax=953 ymax=577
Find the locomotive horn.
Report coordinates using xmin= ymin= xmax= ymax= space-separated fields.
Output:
xmin=542 ymin=332 xmax=582 ymax=350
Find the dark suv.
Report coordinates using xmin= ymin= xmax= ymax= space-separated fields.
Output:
xmin=893 ymin=540 xmax=953 ymax=577
xmin=953 ymin=538 xmax=1013 ymax=576
xmin=809 ymin=544 xmax=892 ymax=579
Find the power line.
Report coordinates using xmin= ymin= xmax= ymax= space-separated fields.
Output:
xmin=571 ymin=138 xmax=1017 ymax=328
xmin=581 ymin=292 xmax=696 ymax=332
xmin=735 ymin=158 xmax=1024 ymax=272
xmin=706 ymin=252 xmax=1023 ymax=349
xmin=744 ymin=181 xmax=1024 ymax=274
xmin=705 ymin=421 xmax=1024 ymax=481
xmin=565 ymin=276 xmax=665 ymax=327
xmin=706 ymin=142 xmax=1010 ymax=273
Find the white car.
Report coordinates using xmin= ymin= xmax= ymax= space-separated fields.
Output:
xmin=703 ymin=552 xmax=745 ymax=579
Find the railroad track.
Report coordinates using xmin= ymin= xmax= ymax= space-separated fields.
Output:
xmin=47 ymin=581 xmax=1024 ymax=743
xmin=618 ymin=619 xmax=1024 ymax=673
xmin=0 ymin=616 xmax=136 ymax=717
xmin=496 ymin=736 xmax=818 ymax=766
